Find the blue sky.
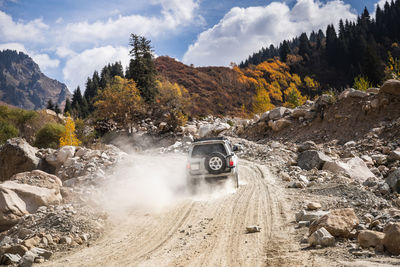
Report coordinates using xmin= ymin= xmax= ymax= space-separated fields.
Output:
xmin=0 ymin=0 xmax=386 ymax=92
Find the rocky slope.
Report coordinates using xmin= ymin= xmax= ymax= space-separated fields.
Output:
xmin=0 ymin=50 xmax=71 ymax=110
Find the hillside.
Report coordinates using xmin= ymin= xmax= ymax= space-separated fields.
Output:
xmin=0 ymin=50 xmax=71 ymax=110
xmin=240 ymin=1 xmax=400 ymax=89
xmin=155 ymin=56 xmax=253 ymax=117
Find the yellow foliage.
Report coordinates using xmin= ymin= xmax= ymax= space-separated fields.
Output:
xmin=156 ymin=80 xmax=190 ymax=128
xmin=94 ymin=76 xmax=143 ymax=130
xmin=253 ymin=86 xmax=274 ymax=114
xmin=59 ymin=117 xmax=81 ymax=147
xmin=233 ymin=58 xmax=310 ymax=113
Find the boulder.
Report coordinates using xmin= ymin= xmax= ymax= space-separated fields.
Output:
xmin=366 ymin=88 xmax=380 ymax=94
xmin=295 ymin=210 xmax=329 ymax=222
xmin=347 ymin=89 xmax=368 ymax=98
xmin=309 ymin=208 xmax=359 ymax=237
xmin=298 ymin=150 xmax=332 ymax=170
xmin=323 ymin=157 xmax=375 ymax=182
xmin=198 ymin=124 xmax=213 ymax=138
xmin=0 ymin=181 xmax=62 ymax=212
xmin=269 ymin=119 xmax=292 ymax=132
xmin=56 ymin=146 xmax=76 ymax=165
xmin=259 ymin=111 xmax=270 ymax=121
xmin=183 ymin=125 xmax=197 ymax=136
xmin=268 ymin=107 xmax=287 ymax=121
xmin=292 ymin=108 xmax=307 ymax=118
xmin=380 ymin=79 xmax=400 ymax=96
xmin=0 ymin=138 xmax=39 ymax=181
xmin=389 ymin=150 xmax=400 ymax=161
xmin=358 ymin=230 xmax=385 ymax=248
xmin=0 ymin=187 xmax=28 ymax=231
xmin=383 ymin=222 xmax=400 ymax=255
xmin=297 ymin=141 xmax=318 ymax=153
xmin=386 ymin=168 xmax=400 ymax=193
xmin=307 ymin=202 xmax=322 ymax=210
xmin=308 ymin=227 xmax=335 ymax=247
xmin=0 ymin=253 xmax=21 ymax=265
xmin=11 ymin=170 xmax=62 ymax=194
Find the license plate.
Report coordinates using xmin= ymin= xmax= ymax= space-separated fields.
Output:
xmin=191 ymin=163 xmax=200 ymax=170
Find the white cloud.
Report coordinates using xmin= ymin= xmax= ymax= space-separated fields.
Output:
xmin=59 ymin=0 xmax=201 ymax=47
xmin=62 ymin=46 xmax=130 ymax=91
xmin=0 ymin=11 xmax=48 ymax=42
xmin=183 ymin=0 xmax=357 ymax=66
xmin=374 ymin=0 xmax=389 ymax=11
xmin=0 ymin=42 xmax=59 ymax=71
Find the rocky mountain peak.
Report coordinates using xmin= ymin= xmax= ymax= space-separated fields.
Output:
xmin=0 ymin=49 xmax=72 ymax=110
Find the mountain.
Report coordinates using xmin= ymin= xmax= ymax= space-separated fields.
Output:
xmin=155 ymin=56 xmax=253 ymax=117
xmin=0 ymin=50 xmax=71 ymax=110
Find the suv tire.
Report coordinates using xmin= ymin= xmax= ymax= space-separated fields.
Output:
xmin=205 ymin=152 xmax=226 ymax=174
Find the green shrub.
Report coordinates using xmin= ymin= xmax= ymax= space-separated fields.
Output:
xmin=353 ymin=75 xmax=371 ymax=91
xmin=34 ymin=123 xmax=65 ymax=149
xmin=0 ymin=119 xmax=19 ymax=144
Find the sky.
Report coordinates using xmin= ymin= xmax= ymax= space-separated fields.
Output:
xmin=0 ymin=0 xmax=389 ymax=92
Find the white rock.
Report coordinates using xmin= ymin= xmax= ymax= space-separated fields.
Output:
xmin=308 ymin=227 xmax=335 ymax=247
xmin=57 ymin=146 xmax=76 ymax=164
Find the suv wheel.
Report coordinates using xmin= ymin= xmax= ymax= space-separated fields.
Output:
xmin=205 ymin=152 xmax=226 ymax=174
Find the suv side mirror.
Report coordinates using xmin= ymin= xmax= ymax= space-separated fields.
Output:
xmin=233 ymin=145 xmax=239 ymax=152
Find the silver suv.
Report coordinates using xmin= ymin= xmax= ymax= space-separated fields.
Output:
xmin=186 ymin=137 xmax=239 ymax=190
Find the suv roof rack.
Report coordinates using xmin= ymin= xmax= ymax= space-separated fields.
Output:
xmin=193 ymin=136 xmax=227 ymax=142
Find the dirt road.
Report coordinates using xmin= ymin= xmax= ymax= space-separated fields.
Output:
xmin=43 ymin=161 xmax=314 ymax=266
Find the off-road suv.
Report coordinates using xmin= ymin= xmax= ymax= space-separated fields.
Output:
xmin=186 ymin=137 xmax=239 ymax=190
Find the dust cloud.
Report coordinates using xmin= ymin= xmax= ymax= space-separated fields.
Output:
xmin=97 ymin=152 xmax=188 ymax=216
xmin=94 ymin=146 xmax=238 ymax=218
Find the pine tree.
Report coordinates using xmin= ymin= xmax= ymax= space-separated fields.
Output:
xmin=64 ymin=98 xmax=72 ymax=115
xmin=127 ymin=34 xmax=158 ymax=103
xmin=279 ymin=41 xmax=291 ymax=62
xmin=46 ymin=99 xmax=54 ymax=110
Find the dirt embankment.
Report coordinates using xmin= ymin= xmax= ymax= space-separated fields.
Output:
xmin=243 ymin=91 xmax=400 ymax=144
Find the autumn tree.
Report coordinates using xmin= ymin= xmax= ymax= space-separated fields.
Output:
xmin=59 ymin=117 xmax=81 ymax=147
xmin=94 ymin=76 xmax=143 ymax=133
xmin=155 ymin=80 xmax=190 ymax=129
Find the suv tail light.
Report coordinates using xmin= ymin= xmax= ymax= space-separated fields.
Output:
xmin=229 ymin=159 xmax=234 ymax=167
xmin=186 ymin=163 xmax=191 ymax=169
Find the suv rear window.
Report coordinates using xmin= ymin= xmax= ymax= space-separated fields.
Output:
xmin=191 ymin=143 xmax=227 ymax=158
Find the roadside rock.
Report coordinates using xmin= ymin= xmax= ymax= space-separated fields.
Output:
xmin=0 ymin=181 xmax=62 ymax=212
xmin=323 ymin=157 xmax=375 ymax=182
xmin=269 ymin=119 xmax=292 ymax=132
xmin=308 ymin=227 xmax=335 ymax=247
xmin=358 ymin=230 xmax=385 ymax=248
xmin=295 ymin=210 xmax=329 ymax=222
xmin=56 ymin=146 xmax=76 ymax=165
xmin=246 ymin=225 xmax=261 ymax=233
xmin=297 ymin=141 xmax=318 ymax=153
xmin=383 ymin=222 xmax=400 ymax=255
xmin=298 ymin=150 xmax=332 ymax=170
xmin=269 ymin=107 xmax=287 ymax=121
xmin=0 ymin=188 xmax=28 ymax=231
xmin=386 ymin=168 xmax=400 ymax=193
xmin=347 ymin=89 xmax=369 ymax=98
xmin=11 ymin=170 xmax=62 ymax=194
xmin=307 ymin=202 xmax=322 ymax=210
xmin=309 ymin=208 xmax=359 ymax=237
xmin=0 ymin=138 xmax=39 ymax=182
xmin=380 ymin=79 xmax=400 ymax=96
xmin=388 ymin=150 xmax=400 ymax=161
